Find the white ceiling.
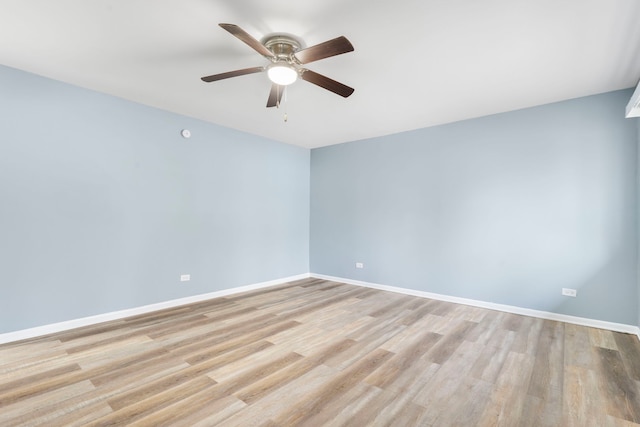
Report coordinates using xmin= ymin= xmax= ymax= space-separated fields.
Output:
xmin=1 ymin=0 xmax=640 ymax=148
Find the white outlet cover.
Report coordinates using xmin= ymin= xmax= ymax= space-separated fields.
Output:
xmin=561 ymin=288 xmax=576 ymax=297
xmin=355 ymin=262 xmax=364 ymax=269
xmin=180 ymin=274 xmax=191 ymax=282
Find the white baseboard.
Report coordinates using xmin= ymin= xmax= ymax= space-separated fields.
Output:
xmin=311 ymin=273 xmax=640 ymax=337
xmin=0 ymin=273 xmax=311 ymax=345
xmin=3 ymin=272 xmax=638 ymax=345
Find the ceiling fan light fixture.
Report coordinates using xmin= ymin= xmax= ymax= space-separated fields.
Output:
xmin=268 ymin=64 xmax=298 ymax=86
xmin=201 ymin=24 xmax=355 ymax=106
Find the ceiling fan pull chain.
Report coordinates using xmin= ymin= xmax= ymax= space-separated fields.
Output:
xmin=284 ymin=87 xmax=288 ymax=122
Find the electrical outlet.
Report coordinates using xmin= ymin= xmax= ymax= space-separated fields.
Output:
xmin=180 ymin=274 xmax=191 ymax=282
xmin=355 ymin=262 xmax=364 ymax=269
xmin=562 ymin=288 xmax=576 ymax=297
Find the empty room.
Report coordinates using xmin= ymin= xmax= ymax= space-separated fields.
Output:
xmin=1 ymin=1 xmax=640 ymax=426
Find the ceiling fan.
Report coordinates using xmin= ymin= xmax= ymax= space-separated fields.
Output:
xmin=201 ymin=24 xmax=355 ymax=108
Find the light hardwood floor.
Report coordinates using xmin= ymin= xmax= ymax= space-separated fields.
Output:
xmin=1 ymin=278 xmax=640 ymax=426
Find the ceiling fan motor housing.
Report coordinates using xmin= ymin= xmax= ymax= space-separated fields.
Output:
xmin=262 ymin=34 xmax=303 ymax=63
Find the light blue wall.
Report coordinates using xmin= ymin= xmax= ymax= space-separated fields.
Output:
xmin=2 ymin=64 xmax=638 ymax=334
xmin=311 ymin=90 xmax=638 ymax=325
xmin=0 ymin=65 xmax=310 ymax=334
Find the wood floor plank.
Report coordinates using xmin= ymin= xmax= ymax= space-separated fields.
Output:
xmin=165 ymin=317 xmax=299 ymax=360
xmin=324 ymin=322 xmax=402 ymax=370
xmin=379 ymin=401 xmax=428 ymax=427
xmin=607 ymin=415 xmax=640 ymax=427
xmin=365 ymin=329 xmax=441 ymax=390
xmin=3 ymin=359 xmax=190 ymax=426
xmin=398 ymin=300 xmax=438 ymax=326
xmin=0 ymin=363 xmax=82 ymax=406
xmin=220 ymin=365 xmax=338 ymax=427
xmin=0 ymin=342 xmax=65 ymax=369
xmin=234 ymin=354 xmax=320 ymax=405
xmin=466 ymin=310 xmax=505 ymax=345
xmin=127 ymin=387 xmax=245 ymax=427
xmin=434 ymin=375 xmax=494 ymax=426
xmin=159 ymin=312 xmax=280 ymax=352
xmin=37 ymin=400 xmax=113 ymax=427
xmin=378 ymin=311 xmax=443 ymax=353
xmin=0 ymin=380 xmax=96 ymax=422
xmin=0 ymin=350 xmax=78 ymax=382
xmin=269 ymin=348 xmax=394 ymax=426
xmin=526 ymin=319 xmax=565 ymax=426
xmin=105 ymin=339 xmax=271 ymax=413
xmin=206 ymin=348 xmax=303 ymax=385
xmin=589 ymin=327 xmax=619 ymax=350
xmin=469 ymin=329 xmax=515 ymax=383
xmin=87 ymin=376 xmax=217 ymax=426
xmin=423 ymin=319 xmax=478 ymax=364
xmin=335 ymin=385 xmax=398 ymax=427
xmin=595 ymin=347 xmax=640 ymax=423
xmin=351 ymin=386 xmax=428 ymax=427
xmin=1 ymin=279 xmax=640 ymax=426
xmin=564 ymin=322 xmax=594 ymax=368
xmin=184 ymin=338 xmax=274 ymax=366
xmin=448 ymin=303 xmax=489 ymax=323
xmin=562 ymin=365 xmax=608 ymax=427
xmin=614 ymin=331 xmax=640 ymax=382
xmin=300 ymin=381 xmax=382 ymax=426
xmin=167 ymin=395 xmax=247 ymax=427
xmin=510 ymin=315 xmax=545 ymax=355
xmin=414 ymin=340 xmax=486 ymax=423
xmin=476 ymin=350 xmax=536 ymax=426
xmin=234 ymin=338 xmax=357 ymax=408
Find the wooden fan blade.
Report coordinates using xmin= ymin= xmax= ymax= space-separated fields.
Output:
xmin=294 ymin=36 xmax=354 ymax=64
xmin=219 ymin=23 xmax=274 ymax=58
xmin=300 ymin=69 xmax=354 ymax=98
xmin=266 ymin=84 xmax=284 ymax=108
xmin=201 ymin=66 xmax=264 ymax=82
